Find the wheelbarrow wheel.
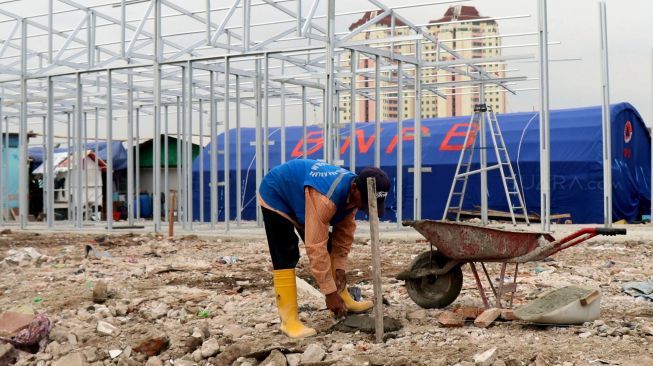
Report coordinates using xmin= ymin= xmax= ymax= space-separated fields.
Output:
xmin=405 ymin=251 xmax=463 ymax=309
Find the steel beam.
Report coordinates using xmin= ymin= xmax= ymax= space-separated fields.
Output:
xmin=19 ymin=20 xmax=28 ymax=229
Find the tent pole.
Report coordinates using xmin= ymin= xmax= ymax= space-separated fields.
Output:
xmin=127 ymin=72 xmax=134 ymax=226
xmin=0 ymin=99 xmax=3 ymax=225
xmin=135 ymin=107 xmax=141 ymax=221
xmin=280 ymin=60 xmax=286 ymax=164
xmin=350 ymin=50 xmax=357 ymax=172
xmin=199 ymin=99 xmax=204 ymax=224
xmin=186 ymin=61 xmax=194 ymax=230
xmin=375 ymin=55 xmax=381 ymax=168
xmin=209 ymin=70 xmax=217 ymax=229
xmin=106 ymin=70 xmax=113 ymax=231
xmin=413 ymin=39 xmax=422 ymax=220
xmin=164 ymin=104 xmax=169 ymax=225
xmin=224 ymin=57 xmax=231 ymax=232
xmin=480 ymin=83 xmax=488 ymax=225
xmin=236 ymin=74 xmax=242 ymax=227
xmin=176 ymin=95 xmax=181 ymax=224
xmin=538 ymin=0 xmax=551 ymax=231
xmin=599 ymin=1 xmax=612 ymax=227
xmin=396 ymin=61 xmax=403 ymax=228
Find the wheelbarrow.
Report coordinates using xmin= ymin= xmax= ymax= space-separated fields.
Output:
xmin=397 ymin=220 xmax=626 ymax=309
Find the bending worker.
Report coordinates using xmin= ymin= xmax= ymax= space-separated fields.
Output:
xmin=258 ymin=159 xmax=390 ymax=338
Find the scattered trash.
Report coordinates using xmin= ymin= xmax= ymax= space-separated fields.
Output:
xmin=515 ymin=286 xmax=601 ymax=325
xmin=534 ymin=267 xmax=544 ymax=274
xmin=2 ymin=247 xmax=47 ymax=266
xmin=197 ymin=310 xmax=210 ymax=319
xmin=218 ymin=256 xmax=239 ymax=264
xmin=0 ymin=313 xmax=51 ymax=352
xmin=32 ymin=298 xmax=42 ymax=304
xmin=85 ymin=245 xmax=112 ymax=259
xmin=604 ymin=260 xmax=616 ymax=269
xmin=622 ymin=280 xmax=653 ymax=301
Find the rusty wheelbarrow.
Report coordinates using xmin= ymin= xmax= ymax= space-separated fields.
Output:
xmin=397 ymin=220 xmax=626 ymax=309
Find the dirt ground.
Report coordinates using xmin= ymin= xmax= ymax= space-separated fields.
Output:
xmin=1 ymin=227 xmax=653 ymax=366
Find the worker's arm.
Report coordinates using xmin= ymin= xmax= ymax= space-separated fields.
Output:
xmin=304 ymin=187 xmax=338 ymax=295
xmin=330 ymin=209 xmax=357 ymax=271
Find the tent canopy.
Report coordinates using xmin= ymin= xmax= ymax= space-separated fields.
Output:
xmin=29 ymin=141 xmax=128 ymax=171
xmin=192 ymin=103 xmax=651 ymax=224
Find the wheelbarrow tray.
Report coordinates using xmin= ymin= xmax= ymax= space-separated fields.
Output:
xmin=404 ymin=220 xmax=555 ymax=260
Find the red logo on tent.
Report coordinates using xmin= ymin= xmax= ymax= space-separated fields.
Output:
xmin=624 ymin=121 xmax=633 ymax=143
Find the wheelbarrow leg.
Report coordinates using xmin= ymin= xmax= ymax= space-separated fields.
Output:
xmin=509 ymin=263 xmax=519 ymax=308
xmin=480 ymin=263 xmax=499 ymax=300
xmin=496 ymin=263 xmax=507 ymax=308
xmin=469 ymin=262 xmax=490 ymax=309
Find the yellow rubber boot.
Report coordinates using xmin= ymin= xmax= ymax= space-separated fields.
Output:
xmin=331 ymin=260 xmax=374 ymax=313
xmin=272 ymin=269 xmax=317 ymax=339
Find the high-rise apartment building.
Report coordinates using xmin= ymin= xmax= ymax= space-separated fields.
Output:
xmin=339 ymin=5 xmax=505 ymax=123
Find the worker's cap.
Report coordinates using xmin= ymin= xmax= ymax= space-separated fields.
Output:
xmin=355 ymin=167 xmax=391 ymax=217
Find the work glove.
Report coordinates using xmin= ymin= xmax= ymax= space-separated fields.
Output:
xmin=325 ymin=292 xmax=346 ymax=317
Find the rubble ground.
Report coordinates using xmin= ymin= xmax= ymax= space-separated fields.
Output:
xmin=1 ymin=227 xmax=653 ymax=366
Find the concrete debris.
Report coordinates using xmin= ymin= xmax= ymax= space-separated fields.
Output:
xmin=474 ymin=308 xmax=502 ymax=328
xmin=474 ymin=347 xmax=498 ymax=366
xmin=260 ymin=349 xmax=288 ymax=366
xmin=52 ymin=352 xmax=84 ymax=366
xmin=0 ymin=311 xmax=35 ymax=337
xmin=144 ymin=356 xmax=164 ymax=366
xmin=0 ymin=229 xmax=651 ymax=365
xmin=300 ymin=344 xmax=326 ymax=364
xmin=0 ymin=343 xmax=18 ymax=365
xmin=214 ymin=342 xmax=252 ymax=366
xmin=2 ymin=247 xmax=48 ymax=266
xmin=96 ymin=320 xmax=118 ymax=336
xmin=201 ymin=337 xmax=221 ymax=358
xmin=108 ymin=349 xmax=122 ymax=359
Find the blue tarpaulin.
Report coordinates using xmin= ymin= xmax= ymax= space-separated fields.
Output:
xmin=29 ymin=141 xmax=129 ymax=171
xmin=193 ymin=103 xmax=651 ymax=223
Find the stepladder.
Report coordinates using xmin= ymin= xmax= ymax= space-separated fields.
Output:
xmin=442 ymin=104 xmax=529 ymax=225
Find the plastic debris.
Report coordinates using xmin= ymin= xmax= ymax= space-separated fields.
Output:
xmin=622 ymin=280 xmax=653 ymax=301
xmin=85 ymin=245 xmax=112 ymax=259
xmin=218 ymin=256 xmax=239 ymax=264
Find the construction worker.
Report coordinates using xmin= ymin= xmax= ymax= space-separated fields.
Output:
xmin=259 ymin=159 xmax=390 ymax=338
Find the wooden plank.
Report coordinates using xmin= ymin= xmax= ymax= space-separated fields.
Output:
xmin=366 ymin=177 xmax=384 ymax=343
xmin=580 ymin=290 xmax=601 ymax=306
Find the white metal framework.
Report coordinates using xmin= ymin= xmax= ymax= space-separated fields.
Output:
xmin=0 ymin=0 xmax=564 ymax=232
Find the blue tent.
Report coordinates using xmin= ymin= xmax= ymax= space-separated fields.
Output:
xmin=28 ymin=141 xmax=129 ymax=171
xmin=192 ymin=103 xmax=651 ymax=223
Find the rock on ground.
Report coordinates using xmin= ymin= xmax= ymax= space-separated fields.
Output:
xmin=474 ymin=347 xmax=498 ymax=366
xmin=300 ymin=344 xmax=326 ymax=364
xmin=260 ymin=349 xmax=288 ymax=366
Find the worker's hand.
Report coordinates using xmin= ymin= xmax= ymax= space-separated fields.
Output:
xmin=334 ymin=269 xmax=347 ymax=294
xmin=325 ymin=292 xmax=346 ymax=317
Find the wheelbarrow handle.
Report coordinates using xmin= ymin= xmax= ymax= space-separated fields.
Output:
xmin=594 ymin=227 xmax=627 ymax=236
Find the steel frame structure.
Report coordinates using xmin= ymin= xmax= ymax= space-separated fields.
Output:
xmin=0 ymin=0 xmax=566 ymax=232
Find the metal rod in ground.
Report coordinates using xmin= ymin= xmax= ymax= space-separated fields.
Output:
xmin=366 ymin=177 xmax=384 ymax=343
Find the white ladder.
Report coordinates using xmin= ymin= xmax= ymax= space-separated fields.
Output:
xmin=442 ymin=104 xmax=529 ymax=225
